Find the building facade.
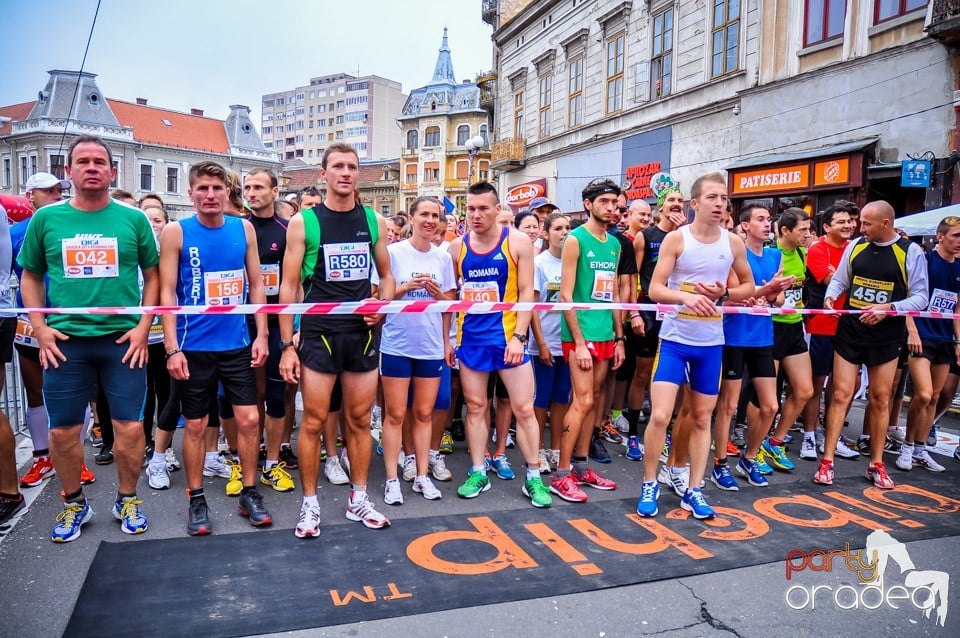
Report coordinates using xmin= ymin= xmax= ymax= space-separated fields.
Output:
xmin=0 ymin=70 xmax=278 ymax=217
xmin=485 ymin=0 xmax=953 ymax=216
xmin=398 ymin=29 xmax=491 ymax=214
xmin=261 ymin=74 xmax=406 ymax=164
xmin=282 ymin=159 xmax=400 ymax=217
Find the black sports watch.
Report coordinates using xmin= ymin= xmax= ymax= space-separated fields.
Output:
xmin=512 ymin=333 xmax=529 ymax=344
xmin=279 ymin=339 xmax=296 ymax=350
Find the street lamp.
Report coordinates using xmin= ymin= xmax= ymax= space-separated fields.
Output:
xmin=465 ymin=134 xmax=485 ymax=184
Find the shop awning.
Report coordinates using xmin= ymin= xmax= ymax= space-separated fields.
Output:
xmin=725 ymin=137 xmax=879 ymax=170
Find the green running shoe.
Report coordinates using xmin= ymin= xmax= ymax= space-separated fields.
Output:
xmin=457 ymin=470 xmax=491 ymax=498
xmin=522 ymin=477 xmax=552 ymax=508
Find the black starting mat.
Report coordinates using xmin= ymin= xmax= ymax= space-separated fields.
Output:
xmin=66 ymin=471 xmax=960 ymax=638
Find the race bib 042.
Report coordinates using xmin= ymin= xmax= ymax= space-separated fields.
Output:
xmin=61 ymin=236 xmax=119 ymax=279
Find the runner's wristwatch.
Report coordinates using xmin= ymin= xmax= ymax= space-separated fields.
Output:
xmin=279 ymin=340 xmax=296 ymax=350
xmin=512 ymin=333 xmax=528 ymax=344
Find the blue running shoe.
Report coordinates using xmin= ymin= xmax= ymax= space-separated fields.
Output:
xmin=761 ymin=439 xmax=795 ymax=471
xmin=112 ymin=497 xmax=148 ymax=535
xmin=681 ymin=488 xmax=716 ymax=519
xmin=51 ymin=501 xmax=93 ymax=543
xmin=735 ymin=456 xmax=769 ymax=487
xmin=753 ymin=450 xmax=775 ymax=475
xmin=487 ymin=454 xmax=515 ymax=480
xmin=927 ymin=425 xmax=938 ymax=448
xmin=589 ymin=435 xmax=612 ymax=463
xmin=636 ymin=481 xmax=660 ymax=517
xmin=710 ymin=463 xmax=739 ymax=491
xmin=783 ymin=433 xmax=794 ymax=445
xmin=626 ymin=435 xmax=644 ymax=461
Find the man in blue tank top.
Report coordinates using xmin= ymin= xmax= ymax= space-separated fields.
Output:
xmin=447 ymin=181 xmax=552 ymax=508
xmin=637 ymin=172 xmax=755 ymax=521
xmin=159 ymin=161 xmax=270 ymax=536
xmin=898 ymin=216 xmax=960 ymax=473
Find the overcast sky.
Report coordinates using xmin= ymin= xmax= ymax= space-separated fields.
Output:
xmin=2 ymin=0 xmax=495 ymax=124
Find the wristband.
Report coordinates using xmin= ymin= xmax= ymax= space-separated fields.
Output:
xmin=165 ymin=348 xmax=182 ymax=360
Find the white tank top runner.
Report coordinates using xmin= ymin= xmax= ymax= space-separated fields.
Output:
xmin=660 ymin=225 xmax=733 ymax=347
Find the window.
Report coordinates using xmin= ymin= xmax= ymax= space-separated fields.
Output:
xmin=711 ymin=0 xmax=740 ymax=77
xmin=405 ymin=164 xmax=417 ymax=185
xmin=166 ymin=166 xmax=179 ymax=194
xmin=568 ymin=55 xmax=583 ymax=127
xmin=606 ymin=33 xmax=625 ymax=114
xmin=455 ymin=160 xmax=469 ymax=179
xmin=423 ymin=163 xmax=440 ymax=183
xmin=455 ymin=195 xmax=466 ymax=213
xmin=275 ymin=98 xmax=284 ymax=107
xmin=139 ymin=164 xmax=153 ymax=192
xmin=335 ymin=131 xmax=344 ymax=140
xmin=381 ymin=204 xmax=390 ymax=216
xmin=346 ymin=111 xmax=366 ymax=121
xmin=651 ymin=8 xmax=673 ymax=98
xmin=49 ymin=153 xmax=66 ymax=179
xmin=538 ymin=74 xmax=552 ymax=138
xmin=424 ymin=126 xmax=441 ymax=147
xmin=407 ymin=129 xmax=418 ymax=150
xmin=111 ymin=156 xmax=120 ymax=188
xmin=317 ymin=104 xmax=326 ymax=113
xmin=346 ymin=127 xmax=367 ymax=137
xmin=355 ymin=142 xmax=368 ymax=152
xmin=805 ymin=0 xmax=845 ymax=45
xmin=296 ymin=92 xmax=304 ymax=101
xmin=263 ymin=126 xmax=272 ymax=134
xmin=513 ymin=91 xmax=525 ymax=138
xmin=875 ymin=0 xmax=927 ymax=23
xmin=295 ymin=134 xmax=304 ymax=143
xmin=480 ymin=124 xmax=488 ymax=144
xmin=457 ymin=124 xmax=471 ymax=146
xmin=346 ymin=95 xmax=368 ymax=106
xmin=478 ymin=161 xmax=490 ymax=182
xmin=30 ymin=155 xmax=38 ymax=177
xmin=2 ymin=158 xmax=10 ymax=188
xmin=335 ymin=115 xmax=344 ymax=124
xmin=19 ymin=156 xmax=27 ymax=184
xmin=336 ymin=100 xmax=345 ymax=109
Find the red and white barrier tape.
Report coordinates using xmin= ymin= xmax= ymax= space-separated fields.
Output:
xmin=9 ymin=300 xmax=960 ymax=320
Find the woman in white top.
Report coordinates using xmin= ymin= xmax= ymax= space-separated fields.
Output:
xmin=379 ymin=197 xmax=457 ymax=505
xmin=529 ymin=213 xmax=572 ymax=471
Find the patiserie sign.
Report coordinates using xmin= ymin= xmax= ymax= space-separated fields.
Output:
xmin=730 ymin=157 xmax=854 ymax=196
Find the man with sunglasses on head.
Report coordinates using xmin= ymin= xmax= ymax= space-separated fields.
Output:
xmin=819 ymin=200 xmax=928 ymax=489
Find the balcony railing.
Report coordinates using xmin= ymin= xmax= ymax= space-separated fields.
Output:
xmin=928 ymin=0 xmax=960 ymax=43
xmin=481 ymin=0 xmax=497 ymax=26
xmin=445 ymin=178 xmax=468 ymax=190
xmin=491 ymin=137 xmax=526 ymax=169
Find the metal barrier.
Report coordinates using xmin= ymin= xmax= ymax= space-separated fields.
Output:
xmin=2 ymin=357 xmax=29 ymax=436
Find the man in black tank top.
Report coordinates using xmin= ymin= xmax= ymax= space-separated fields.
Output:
xmin=279 ymin=144 xmax=395 ymax=537
xmin=619 ymin=195 xmax=686 ymax=444
xmin=819 ymin=200 xmax=928 ymax=490
xmin=243 ymin=169 xmax=298 ymax=489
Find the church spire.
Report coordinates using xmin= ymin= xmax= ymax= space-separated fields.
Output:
xmin=430 ymin=27 xmax=456 ymax=85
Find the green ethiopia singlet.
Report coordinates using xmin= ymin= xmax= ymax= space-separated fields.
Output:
xmin=560 ymin=224 xmax=621 ymax=342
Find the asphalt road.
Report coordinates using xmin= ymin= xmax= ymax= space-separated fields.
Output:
xmin=2 ymin=399 xmax=958 ymax=638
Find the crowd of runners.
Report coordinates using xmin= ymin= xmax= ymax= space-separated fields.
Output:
xmin=0 ymin=135 xmax=958 ymax=542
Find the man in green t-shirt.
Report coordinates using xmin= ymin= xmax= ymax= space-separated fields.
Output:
xmin=18 ymin=135 xmax=159 ymax=543
xmin=551 ymin=178 xmax=625 ymax=503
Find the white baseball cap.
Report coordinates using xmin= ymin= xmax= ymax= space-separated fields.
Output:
xmin=25 ymin=172 xmax=71 ymax=191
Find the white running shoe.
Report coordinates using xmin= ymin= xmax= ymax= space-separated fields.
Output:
xmin=402 ymin=454 xmax=417 ymax=482
xmin=799 ymin=437 xmax=818 ymax=461
xmin=895 ymin=445 xmax=914 ymax=471
xmin=295 ymin=502 xmax=321 ymax=538
xmin=835 ymin=438 xmax=861 ymax=460
xmin=815 ymin=428 xmax=825 ymax=453
xmin=202 ymin=455 xmax=232 ymax=479
xmin=413 ymin=475 xmax=442 ymax=500
xmin=538 ymin=449 xmax=552 ymax=474
xmin=913 ymin=449 xmax=945 ymax=472
xmin=429 ymin=455 xmax=452 ymax=482
xmin=886 ymin=425 xmax=906 ymax=444
xmin=547 ymin=449 xmax=560 ymax=470
xmin=346 ymin=496 xmax=390 ymax=529
xmin=657 ymin=464 xmax=689 ymax=498
xmin=384 ymin=479 xmax=404 ymax=505
xmin=147 ymin=460 xmax=170 ymax=490
xmin=324 ymin=457 xmax=349 ymax=485
xmin=339 ymin=448 xmax=350 ymax=474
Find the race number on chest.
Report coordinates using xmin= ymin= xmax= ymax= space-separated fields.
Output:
xmin=61 ymin=237 xmax=119 ymax=278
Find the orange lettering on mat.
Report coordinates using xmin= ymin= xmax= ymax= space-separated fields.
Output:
xmin=406 ymin=516 xmax=539 ymax=575
xmin=752 ymin=495 xmax=890 ymax=531
xmin=568 ymin=515 xmax=713 ymax=559
xmin=862 ymin=484 xmax=960 ymax=515
xmin=329 ymin=586 xmax=376 ymax=607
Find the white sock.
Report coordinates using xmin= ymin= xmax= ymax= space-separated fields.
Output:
xmin=429 ymin=449 xmax=441 ymax=461
xmin=303 ymin=495 xmax=318 ymax=508
xmin=204 ymin=451 xmax=218 ymax=464
xmin=151 ymin=451 xmax=166 ymax=464
xmin=265 ymin=459 xmax=277 ymax=470
xmin=803 ymin=431 xmax=816 ymax=442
